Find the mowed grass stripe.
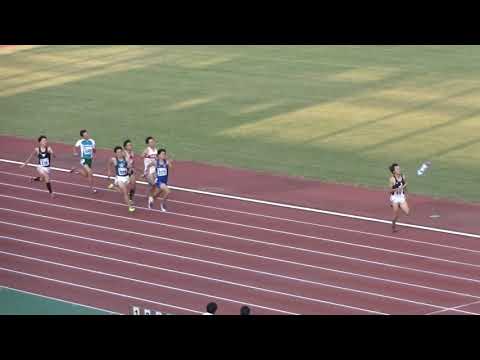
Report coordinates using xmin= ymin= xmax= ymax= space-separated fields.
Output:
xmin=0 ymin=45 xmax=479 ymax=202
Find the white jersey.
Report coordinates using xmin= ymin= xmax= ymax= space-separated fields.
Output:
xmin=75 ymin=139 xmax=96 ymax=159
xmin=144 ymin=147 xmax=158 ymax=174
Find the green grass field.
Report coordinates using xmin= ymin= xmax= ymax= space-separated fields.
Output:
xmin=1 ymin=45 xmax=479 ymax=202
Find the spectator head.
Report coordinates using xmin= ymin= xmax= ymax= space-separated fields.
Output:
xmin=206 ymin=302 xmax=218 ymax=314
xmin=240 ymin=306 xmax=251 ymax=315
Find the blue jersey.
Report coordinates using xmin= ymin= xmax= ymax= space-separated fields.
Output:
xmin=115 ymin=158 xmax=129 ymax=177
xmin=155 ymin=159 xmax=169 ymax=185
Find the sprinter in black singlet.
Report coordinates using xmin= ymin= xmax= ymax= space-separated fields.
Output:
xmin=388 ymin=163 xmax=410 ymax=232
xmin=107 ymin=139 xmax=139 ymax=204
xmin=21 ymin=136 xmax=55 ymax=198
xmin=107 ymin=146 xmax=135 ymax=213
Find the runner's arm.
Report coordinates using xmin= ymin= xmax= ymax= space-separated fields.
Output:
xmin=123 ymin=150 xmax=134 ymax=174
xmin=145 ymin=162 xmax=155 ymax=174
xmin=21 ymin=149 xmax=37 ymax=168
xmin=48 ymin=147 xmax=56 ymax=159
xmin=129 ymin=162 xmax=143 ymax=175
xmin=127 ymin=161 xmax=134 ymax=174
xmin=106 ymin=158 xmax=115 ymax=179
xmin=388 ymin=177 xmax=400 ymax=194
xmin=73 ymin=141 xmax=80 ymax=157
xmin=140 ymin=155 xmax=148 ymax=178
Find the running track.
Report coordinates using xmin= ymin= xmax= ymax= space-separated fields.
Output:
xmin=1 ymin=162 xmax=480 ymax=315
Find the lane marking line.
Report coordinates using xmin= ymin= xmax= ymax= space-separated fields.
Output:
xmin=0 ymin=269 xmax=201 ymax=314
xmin=0 ymin=285 xmax=121 ymax=315
xmin=0 ymin=236 xmax=389 ymax=314
xmin=1 ymin=183 xmax=479 ymax=270
xmin=2 ymin=170 xmax=479 ymax=255
xmin=0 ymin=232 xmax=457 ymax=312
xmin=2 ymin=196 xmax=480 ymax=286
xmin=2 ymin=212 xmax=480 ymax=299
xmin=426 ymin=300 xmax=480 ymax=315
xmin=1 ymin=158 xmax=478 ymax=239
xmin=0 ymin=249 xmax=300 ymax=315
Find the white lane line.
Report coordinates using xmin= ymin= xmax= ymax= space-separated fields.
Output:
xmin=0 ymin=249 xmax=300 ymax=315
xmin=1 ymin=183 xmax=479 ymax=270
xmin=3 ymin=211 xmax=479 ymax=299
xmin=0 ymin=286 xmax=121 ymax=315
xmin=2 ymin=158 xmax=478 ymax=239
xmin=0 ymin=267 xmax=202 ymax=314
xmin=453 ymin=300 xmax=480 ymax=311
xmin=426 ymin=300 xmax=480 ymax=315
xmin=0 ymin=235 xmax=390 ymax=314
xmin=2 ymin=199 xmax=480 ymax=286
xmin=2 ymin=169 xmax=479 ymax=255
xmin=0 ymin=232 xmax=455 ymax=312
xmin=427 ymin=309 xmax=480 ymax=315
xmin=156 ymin=200 xmax=480 ymax=252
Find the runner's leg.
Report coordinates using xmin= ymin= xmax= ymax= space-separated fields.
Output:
xmin=392 ymin=202 xmax=400 ymax=232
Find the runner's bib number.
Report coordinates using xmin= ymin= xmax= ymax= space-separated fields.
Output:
xmin=156 ymin=167 xmax=167 ymax=177
xmin=40 ymin=158 xmax=50 ymax=167
xmin=83 ymin=146 xmax=93 ymax=156
xmin=118 ymin=167 xmax=128 ymax=176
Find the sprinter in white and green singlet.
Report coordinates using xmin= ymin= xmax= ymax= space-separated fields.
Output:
xmin=71 ymin=129 xmax=97 ymax=194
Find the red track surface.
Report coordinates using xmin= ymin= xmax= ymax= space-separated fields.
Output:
xmin=1 ymin=136 xmax=480 ymax=315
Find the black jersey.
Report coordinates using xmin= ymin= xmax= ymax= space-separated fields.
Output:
xmin=115 ymin=157 xmax=129 ymax=177
xmin=391 ymin=175 xmax=406 ymax=195
xmin=38 ymin=147 xmax=51 ymax=168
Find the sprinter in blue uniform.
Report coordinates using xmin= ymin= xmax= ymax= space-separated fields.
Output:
xmin=145 ymin=148 xmax=173 ymax=212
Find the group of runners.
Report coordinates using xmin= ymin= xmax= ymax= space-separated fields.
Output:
xmin=21 ymin=130 xmax=173 ymax=214
xmin=22 ymin=131 xmax=409 ymax=232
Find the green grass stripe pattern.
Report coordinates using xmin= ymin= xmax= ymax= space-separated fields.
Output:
xmin=1 ymin=45 xmax=479 ymax=202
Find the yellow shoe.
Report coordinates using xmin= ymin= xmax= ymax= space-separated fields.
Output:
xmin=108 ymin=183 xmax=115 ymax=190
xmin=128 ymin=206 xmax=136 ymax=213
